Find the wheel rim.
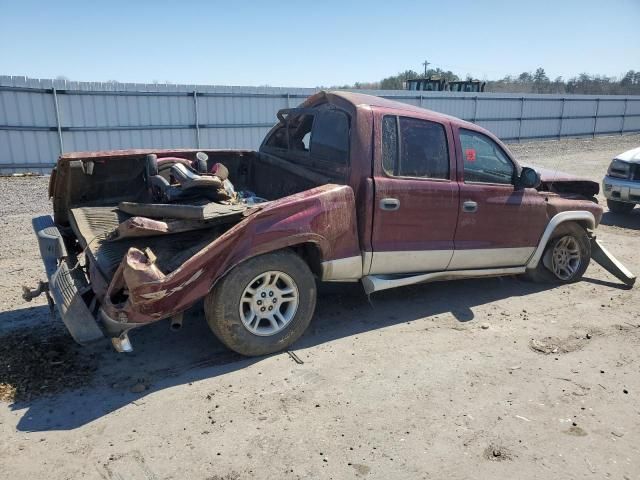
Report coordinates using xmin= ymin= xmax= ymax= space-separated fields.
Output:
xmin=239 ymin=271 xmax=299 ymax=336
xmin=551 ymin=235 xmax=581 ymax=280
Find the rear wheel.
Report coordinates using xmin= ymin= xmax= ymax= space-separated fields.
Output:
xmin=204 ymin=250 xmax=316 ymax=356
xmin=524 ymin=222 xmax=591 ymax=284
xmin=607 ymin=199 xmax=635 ymax=214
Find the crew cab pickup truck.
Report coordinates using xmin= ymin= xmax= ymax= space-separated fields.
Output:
xmin=27 ymin=91 xmax=635 ymax=356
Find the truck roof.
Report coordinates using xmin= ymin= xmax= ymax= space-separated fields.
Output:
xmin=320 ymin=91 xmax=475 ymax=128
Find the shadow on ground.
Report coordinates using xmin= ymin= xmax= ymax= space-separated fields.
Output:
xmin=600 ymin=209 xmax=640 ymax=230
xmin=2 ymin=276 xmax=559 ymax=432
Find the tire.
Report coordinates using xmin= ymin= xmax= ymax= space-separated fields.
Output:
xmin=607 ymin=199 xmax=635 ymax=214
xmin=204 ymin=250 xmax=316 ymax=356
xmin=524 ymin=222 xmax=591 ymax=284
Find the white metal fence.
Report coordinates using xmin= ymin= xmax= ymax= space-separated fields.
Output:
xmin=2 ymin=75 xmax=640 ymax=174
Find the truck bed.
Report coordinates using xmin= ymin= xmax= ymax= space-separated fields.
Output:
xmin=53 ymin=149 xmax=346 ymax=281
xmin=69 ymin=206 xmax=230 ymax=278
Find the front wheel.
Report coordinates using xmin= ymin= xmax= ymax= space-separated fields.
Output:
xmin=204 ymin=250 xmax=316 ymax=356
xmin=607 ymin=199 xmax=635 ymax=214
xmin=524 ymin=222 xmax=591 ymax=284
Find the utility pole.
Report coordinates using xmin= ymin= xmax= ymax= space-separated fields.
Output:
xmin=422 ymin=60 xmax=430 ymax=77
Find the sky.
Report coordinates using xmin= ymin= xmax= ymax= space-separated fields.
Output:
xmin=1 ymin=0 xmax=639 ymax=87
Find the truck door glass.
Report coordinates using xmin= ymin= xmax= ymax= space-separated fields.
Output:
xmin=382 ymin=115 xmax=398 ymax=175
xmin=459 ymin=129 xmax=514 ymax=185
xmin=382 ymin=116 xmax=449 ymax=179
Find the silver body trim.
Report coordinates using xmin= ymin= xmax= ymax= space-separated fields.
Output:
xmin=362 ymin=267 xmax=526 ymax=294
xmin=527 ymin=210 xmax=596 ymax=269
xmin=448 ymin=247 xmax=535 ymax=270
xmin=369 ymin=249 xmax=453 ymax=275
xmin=362 ymin=251 xmax=373 ymax=276
xmin=332 ymin=210 xmax=596 ymax=286
xmin=320 ymin=256 xmax=363 ymax=282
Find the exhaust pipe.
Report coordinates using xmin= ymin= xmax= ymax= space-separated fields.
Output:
xmin=170 ymin=313 xmax=184 ymax=331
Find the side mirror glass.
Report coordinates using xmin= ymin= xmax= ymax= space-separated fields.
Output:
xmin=519 ymin=167 xmax=541 ymax=189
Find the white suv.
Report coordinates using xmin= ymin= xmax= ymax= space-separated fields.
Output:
xmin=603 ymin=147 xmax=640 ymax=214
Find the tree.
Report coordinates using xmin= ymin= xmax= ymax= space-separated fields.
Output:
xmin=518 ymin=72 xmax=533 ymax=83
xmin=532 ymin=68 xmax=550 ymax=93
xmin=621 ymin=70 xmax=637 ymax=86
xmin=533 ymin=68 xmax=549 ymax=83
xmin=379 ymin=70 xmax=420 ymax=90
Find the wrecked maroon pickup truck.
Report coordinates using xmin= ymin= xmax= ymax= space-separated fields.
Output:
xmin=27 ymin=91 xmax=635 ymax=356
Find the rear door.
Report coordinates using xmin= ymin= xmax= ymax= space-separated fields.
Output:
xmin=450 ymin=127 xmax=547 ymax=269
xmin=368 ymin=112 xmax=459 ymax=274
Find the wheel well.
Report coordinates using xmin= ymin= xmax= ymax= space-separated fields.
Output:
xmin=551 ymin=220 xmax=591 ymax=240
xmin=574 ymin=220 xmax=593 ymax=233
xmin=290 ymin=243 xmax=323 ymax=278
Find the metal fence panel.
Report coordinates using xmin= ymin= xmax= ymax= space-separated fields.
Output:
xmin=564 ymin=100 xmax=597 ymax=118
xmin=476 ymin=120 xmax=520 ymax=140
xmin=1 ymin=76 xmax=640 ymax=174
xmin=422 ymin=97 xmax=475 ymax=120
xmin=561 ymin=117 xmax=596 ymax=136
xmin=523 ymin=99 xmax=563 ymax=119
xmin=598 ymin=100 xmax=626 ymax=116
xmin=522 ymin=118 xmax=562 ymax=139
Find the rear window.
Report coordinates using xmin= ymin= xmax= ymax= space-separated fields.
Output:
xmin=263 ymin=105 xmax=350 ymax=166
xmin=310 ymin=109 xmax=349 ymax=164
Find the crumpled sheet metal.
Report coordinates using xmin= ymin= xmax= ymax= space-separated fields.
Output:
xmin=118 ymin=201 xmax=246 ymax=221
xmin=122 ymin=248 xmax=165 ymax=290
xmin=111 ymin=217 xmax=170 ymax=239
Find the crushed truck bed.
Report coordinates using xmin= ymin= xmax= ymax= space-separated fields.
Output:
xmin=69 ymin=206 xmax=238 ymax=278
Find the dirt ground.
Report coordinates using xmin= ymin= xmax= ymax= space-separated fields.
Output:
xmin=1 ymin=134 xmax=639 ymax=480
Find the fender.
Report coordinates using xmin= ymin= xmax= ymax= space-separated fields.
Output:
xmin=526 ymin=211 xmax=596 ymax=269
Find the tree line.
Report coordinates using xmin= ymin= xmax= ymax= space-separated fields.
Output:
xmin=333 ymin=68 xmax=640 ymax=95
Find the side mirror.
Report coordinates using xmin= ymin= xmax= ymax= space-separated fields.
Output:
xmin=518 ymin=167 xmax=541 ymax=189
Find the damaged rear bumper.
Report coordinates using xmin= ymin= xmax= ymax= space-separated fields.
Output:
xmin=31 ymin=215 xmax=104 ymax=344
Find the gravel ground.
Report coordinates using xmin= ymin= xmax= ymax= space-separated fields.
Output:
xmin=1 ymin=135 xmax=639 ymax=479
xmin=509 ymin=133 xmax=640 ymax=180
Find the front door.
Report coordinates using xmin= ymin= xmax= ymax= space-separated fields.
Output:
xmin=450 ymin=127 xmax=547 ymax=270
xmin=369 ymin=113 xmax=460 ymax=274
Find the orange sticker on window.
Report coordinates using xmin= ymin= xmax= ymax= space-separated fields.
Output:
xmin=465 ymin=148 xmax=476 ymax=162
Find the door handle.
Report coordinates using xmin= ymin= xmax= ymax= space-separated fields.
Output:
xmin=462 ymin=200 xmax=478 ymax=213
xmin=380 ymin=198 xmax=400 ymax=211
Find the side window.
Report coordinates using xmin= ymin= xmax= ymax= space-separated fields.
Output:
xmin=310 ymin=109 xmax=349 ymax=164
xmin=459 ymin=129 xmax=514 ymax=185
xmin=382 ymin=116 xmax=449 ymax=179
